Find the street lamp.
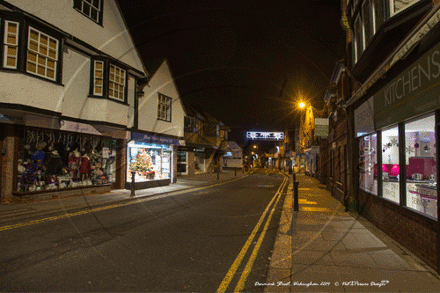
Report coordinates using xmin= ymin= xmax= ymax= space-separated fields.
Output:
xmin=299 ymin=102 xmax=305 ymax=109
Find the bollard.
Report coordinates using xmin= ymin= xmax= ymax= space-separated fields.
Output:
xmin=217 ymin=167 xmax=220 ymax=180
xmin=292 ymin=171 xmax=296 ymax=183
xmin=131 ymin=171 xmax=136 ymax=196
xmin=293 ymin=181 xmax=299 ymax=211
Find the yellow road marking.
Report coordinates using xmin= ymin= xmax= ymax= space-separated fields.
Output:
xmin=0 ymin=203 xmax=127 ymax=232
xmin=234 ymin=183 xmax=283 ymax=292
xmin=217 ymin=175 xmax=288 ymax=293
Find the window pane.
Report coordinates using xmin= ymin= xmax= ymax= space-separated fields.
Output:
xmin=40 ymin=45 xmax=47 ymax=56
xmin=27 ymin=62 xmax=36 ymax=73
xmin=47 ymin=59 xmax=55 ymax=69
xmin=29 ymin=41 xmax=38 ymax=52
xmin=37 ymin=65 xmax=45 ymax=75
xmin=405 ymin=115 xmax=437 ymax=219
xmin=6 ymin=57 xmax=16 ymax=67
xmin=92 ymin=0 xmax=100 ymax=8
xmin=7 ymin=35 xmax=16 ymax=44
xmin=373 ymin=0 xmax=384 ymax=32
xmin=7 ymin=23 xmax=17 ymax=33
xmin=28 ymin=52 xmax=37 ymax=62
xmin=381 ymin=126 xmax=400 ymax=204
xmin=95 ymin=61 xmax=103 ymax=69
xmin=47 ymin=69 xmax=55 ymax=79
xmin=7 ymin=47 xmax=17 ymax=56
xmin=38 ymin=55 xmax=46 ymax=66
xmin=40 ymin=35 xmax=48 ymax=46
xmin=360 ymin=133 xmax=378 ymax=194
xmin=83 ymin=3 xmax=90 ymax=15
xmin=49 ymin=39 xmax=57 ymax=49
xmin=363 ymin=0 xmax=372 ymax=45
xmin=30 ymin=30 xmax=39 ymax=41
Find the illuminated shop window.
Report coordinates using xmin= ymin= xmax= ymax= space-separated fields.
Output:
xmin=359 ymin=133 xmax=378 ymax=195
xmin=405 ymin=114 xmax=437 ymax=219
xmin=381 ymin=126 xmax=400 ymax=204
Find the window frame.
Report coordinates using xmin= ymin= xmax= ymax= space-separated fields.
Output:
xmin=108 ymin=63 xmax=126 ymax=101
xmin=73 ymin=0 xmax=104 ymax=25
xmin=3 ymin=20 xmax=20 ymax=69
xmin=90 ymin=58 xmax=128 ymax=104
xmin=157 ymin=93 xmax=172 ymax=122
xmin=0 ymin=17 xmax=63 ymax=84
xmin=26 ymin=26 xmax=59 ymax=81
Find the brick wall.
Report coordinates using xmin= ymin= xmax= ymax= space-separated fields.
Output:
xmin=1 ymin=124 xmax=18 ymax=203
xmin=359 ymin=190 xmax=438 ymax=271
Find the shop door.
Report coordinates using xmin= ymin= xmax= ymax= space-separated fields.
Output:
xmin=177 ymin=152 xmax=188 ymax=175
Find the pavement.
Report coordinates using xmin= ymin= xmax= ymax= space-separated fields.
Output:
xmin=264 ymin=173 xmax=440 ymax=292
xmin=0 ymin=169 xmax=248 ymax=226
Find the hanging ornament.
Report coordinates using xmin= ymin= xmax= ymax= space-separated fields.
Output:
xmin=414 ymin=143 xmax=420 ymax=148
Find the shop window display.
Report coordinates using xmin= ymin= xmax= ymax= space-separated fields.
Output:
xmin=127 ymin=142 xmax=171 ymax=182
xmin=381 ymin=126 xmax=400 ymax=203
xmin=359 ymin=133 xmax=377 ymax=195
xmin=17 ymin=128 xmax=116 ymax=192
xmin=405 ymin=115 xmax=437 ymax=219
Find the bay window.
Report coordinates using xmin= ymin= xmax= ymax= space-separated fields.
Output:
xmin=27 ymin=27 xmax=59 ymax=81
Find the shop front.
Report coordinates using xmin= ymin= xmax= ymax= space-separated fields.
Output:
xmin=0 ymin=113 xmax=126 ymax=203
xmin=126 ymin=132 xmax=181 ymax=189
xmin=353 ymin=39 xmax=440 ymax=271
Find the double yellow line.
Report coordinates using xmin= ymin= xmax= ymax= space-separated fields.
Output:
xmin=217 ymin=174 xmax=288 ymax=293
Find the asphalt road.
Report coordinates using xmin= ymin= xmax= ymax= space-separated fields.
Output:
xmin=0 ymin=169 xmax=287 ymax=292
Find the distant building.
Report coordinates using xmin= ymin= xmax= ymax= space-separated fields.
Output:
xmin=223 ymin=141 xmax=243 ymax=168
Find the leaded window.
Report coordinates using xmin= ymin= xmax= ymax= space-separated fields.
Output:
xmin=157 ymin=93 xmax=172 ymax=122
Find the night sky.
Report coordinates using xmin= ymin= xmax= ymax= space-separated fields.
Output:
xmin=116 ymin=0 xmax=345 ymax=145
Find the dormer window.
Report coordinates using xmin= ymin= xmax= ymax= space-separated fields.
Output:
xmin=73 ymin=0 xmax=103 ymax=24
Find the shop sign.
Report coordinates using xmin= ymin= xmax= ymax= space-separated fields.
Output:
xmin=355 ymin=98 xmax=374 ymax=136
xmin=132 ymin=132 xmax=182 ymax=146
xmin=374 ymin=40 xmax=440 ymax=129
xmin=314 ymin=118 xmax=329 ymax=137
xmin=60 ymin=120 xmax=102 ymax=135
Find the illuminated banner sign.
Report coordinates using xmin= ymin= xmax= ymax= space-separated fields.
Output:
xmin=246 ymin=132 xmax=284 ymax=141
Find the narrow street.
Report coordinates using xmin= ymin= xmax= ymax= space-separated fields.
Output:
xmin=0 ymin=169 xmax=287 ymax=292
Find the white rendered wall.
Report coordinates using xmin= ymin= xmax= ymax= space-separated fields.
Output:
xmin=0 ymin=71 xmax=64 ymax=113
xmin=61 ymin=47 xmax=134 ymax=126
xmin=6 ymin=0 xmax=145 ymax=73
xmin=138 ymin=61 xmax=185 ymax=138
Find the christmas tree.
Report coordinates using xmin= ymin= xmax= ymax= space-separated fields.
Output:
xmin=130 ymin=149 xmax=154 ymax=175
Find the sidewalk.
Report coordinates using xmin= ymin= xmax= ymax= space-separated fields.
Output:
xmin=264 ymin=173 xmax=440 ymax=292
xmin=0 ymin=169 xmax=247 ymax=225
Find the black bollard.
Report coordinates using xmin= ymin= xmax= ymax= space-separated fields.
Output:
xmin=217 ymin=167 xmax=220 ymax=180
xmin=292 ymin=171 xmax=296 ymax=183
xmin=293 ymin=181 xmax=299 ymax=211
xmin=131 ymin=171 xmax=136 ymax=196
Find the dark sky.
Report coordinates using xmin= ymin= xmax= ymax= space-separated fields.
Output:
xmin=116 ymin=0 xmax=345 ymax=145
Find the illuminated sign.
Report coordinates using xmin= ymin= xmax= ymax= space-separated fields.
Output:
xmin=246 ymin=132 xmax=284 ymax=141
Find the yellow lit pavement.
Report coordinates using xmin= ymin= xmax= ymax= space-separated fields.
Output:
xmin=263 ymin=173 xmax=440 ymax=292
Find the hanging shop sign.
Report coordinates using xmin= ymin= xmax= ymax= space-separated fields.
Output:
xmin=246 ymin=132 xmax=284 ymax=140
xmin=132 ymin=132 xmax=182 ymax=146
xmin=314 ymin=118 xmax=329 ymax=137
xmin=374 ymin=40 xmax=440 ymax=129
xmin=59 ymin=120 xmax=102 ymax=135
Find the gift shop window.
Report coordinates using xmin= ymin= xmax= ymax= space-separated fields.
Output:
xmin=127 ymin=142 xmax=171 ymax=182
xmin=381 ymin=126 xmax=400 ymax=204
xmin=16 ymin=128 xmax=116 ymax=193
xmin=404 ymin=114 xmax=437 ymax=219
